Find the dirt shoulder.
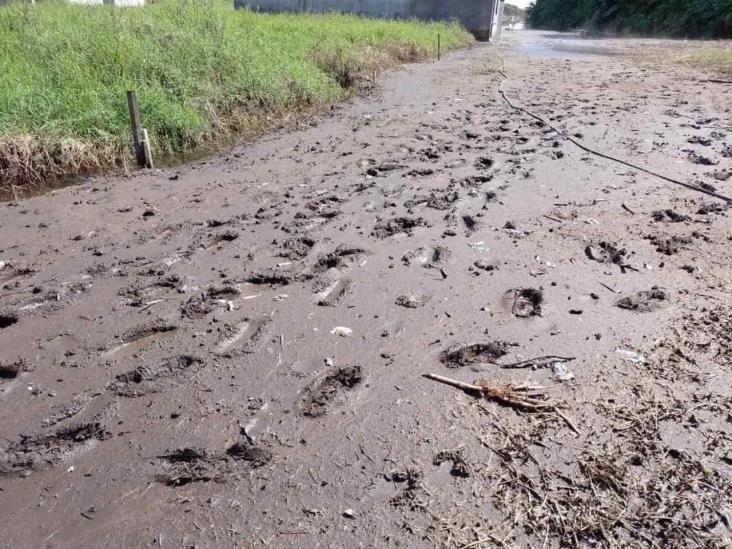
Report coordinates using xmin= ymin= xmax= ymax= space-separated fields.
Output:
xmin=0 ymin=31 xmax=730 ymax=548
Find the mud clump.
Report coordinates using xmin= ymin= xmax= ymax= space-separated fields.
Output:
xmin=507 ymin=288 xmax=544 ymax=317
xmin=245 ymin=270 xmax=294 ymax=286
xmin=585 ymin=241 xmax=626 ymax=264
xmin=651 ymin=209 xmax=689 ymax=223
xmin=616 ymin=288 xmax=670 ymax=312
xmin=0 ymin=359 xmax=27 ymax=380
xmin=279 ymin=236 xmax=315 ymax=260
xmin=301 ymin=365 xmax=363 ymax=417
xmin=226 ymin=442 xmax=273 ymax=468
xmin=181 ymin=295 xmax=214 ymax=319
xmin=433 ymin=449 xmax=471 ymax=478
xmin=109 ymin=355 xmax=201 ymax=397
xmin=696 ymin=202 xmax=728 ymax=216
xmin=371 ymin=217 xmax=426 ymax=238
xmin=388 ymin=466 xmax=425 ymax=509
xmin=440 ymin=341 xmax=511 ymax=368
xmin=0 ymin=311 xmax=19 ymax=330
xmin=645 ymin=235 xmax=692 ymax=256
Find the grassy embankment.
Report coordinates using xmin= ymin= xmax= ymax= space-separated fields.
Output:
xmin=0 ymin=1 xmax=473 ymax=196
xmin=679 ymin=48 xmax=732 ymax=77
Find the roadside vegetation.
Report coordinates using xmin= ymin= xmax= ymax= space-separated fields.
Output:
xmin=679 ymin=48 xmax=732 ymax=77
xmin=0 ymin=1 xmax=472 ymax=196
xmin=526 ymin=0 xmax=732 ymax=38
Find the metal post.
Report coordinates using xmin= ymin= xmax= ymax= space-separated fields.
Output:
xmin=127 ymin=91 xmax=146 ymax=168
xmin=437 ymin=33 xmax=441 ymax=61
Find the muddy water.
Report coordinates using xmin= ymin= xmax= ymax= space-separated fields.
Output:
xmin=0 ymin=31 xmax=730 ymax=548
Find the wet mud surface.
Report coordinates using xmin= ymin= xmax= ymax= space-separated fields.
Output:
xmin=0 ymin=31 xmax=730 ymax=548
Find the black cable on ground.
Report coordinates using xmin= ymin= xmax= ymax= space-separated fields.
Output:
xmin=494 ymin=63 xmax=731 ymax=204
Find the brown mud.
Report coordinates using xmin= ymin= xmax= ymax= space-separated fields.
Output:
xmin=0 ymin=31 xmax=730 ymax=548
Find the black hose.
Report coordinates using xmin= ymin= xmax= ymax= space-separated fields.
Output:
xmin=495 ymin=69 xmax=731 ymax=204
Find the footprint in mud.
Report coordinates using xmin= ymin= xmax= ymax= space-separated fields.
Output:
xmin=504 ymin=288 xmax=544 ymax=318
xmin=402 ymin=246 xmax=451 ymax=267
xmin=316 ymin=278 xmax=352 ymax=307
xmin=103 ymin=325 xmax=178 ymax=359
xmin=615 ymin=288 xmax=670 ymax=312
xmin=313 ymin=245 xmax=366 ymax=273
xmin=119 ymin=276 xmax=181 ymax=307
xmin=0 ymin=310 xmax=20 ymax=330
xmin=109 ymin=355 xmax=202 ymax=397
xmin=205 ymin=230 xmax=239 ymax=251
xmin=214 ymin=315 xmax=271 ymax=356
xmin=440 ymin=342 xmax=512 ymax=368
xmin=584 ymin=241 xmax=626 ymax=264
xmin=157 ymin=441 xmax=272 ymax=486
xmin=0 ymin=405 xmax=115 ymax=477
xmin=371 ymin=217 xmax=426 ymax=239
xmin=395 ymin=293 xmax=430 ymax=309
xmin=0 ymin=265 xmax=35 ymax=289
xmin=433 ymin=449 xmax=471 ymax=478
xmin=301 ymin=365 xmax=363 ymax=417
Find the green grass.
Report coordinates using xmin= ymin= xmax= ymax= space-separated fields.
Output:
xmin=0 ymin=0 xmax=472 ymax=194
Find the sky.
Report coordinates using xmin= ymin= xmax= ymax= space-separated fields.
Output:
xmin=508 ymin=0 xmax=532 ymax=8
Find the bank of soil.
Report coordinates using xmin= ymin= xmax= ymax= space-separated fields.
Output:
xmin=0 ymin=30 xmax=730 ymax=548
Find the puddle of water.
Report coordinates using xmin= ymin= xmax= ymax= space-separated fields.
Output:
xmin=516 ymin=38 xmax=625 ymax=60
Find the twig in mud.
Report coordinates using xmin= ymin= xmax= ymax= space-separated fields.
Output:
xmin=423 ymin=374 xmax=580 ymax=434
xmin=543 ymin=214 xmax=563 ymax=223
xmin=599 ymin=281 xmax=619 ymax=294
xmin=621 ymin=203 xmax=636 ymax=215
xmin=498 ymin=355 xmax=575 ymax=370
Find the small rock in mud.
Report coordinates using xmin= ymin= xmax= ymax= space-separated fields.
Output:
xmin=301 ymin=365 xmax=363 ymax=417
xmin=507 ymin=288 xmax=543 ymax=317
xmin=616 ymin=288 xmax=670 ymax=312
xmin=433 ymin=449 xmax=471 ymax=478
xmin=440 ymin=341 xmax=511 ymax=368
xmin=395 ymin=293 xmax=430 ymax=309
xmin=651 ymin=209 xmax=690 ymax=223
xmin=584 ymin=241 xmax=626 ymax=264
xmin=371 ymin=217 xmax=426 ymax=238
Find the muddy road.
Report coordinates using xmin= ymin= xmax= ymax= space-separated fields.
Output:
xmin=0 ymin=31 xmax=730 ymax=548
